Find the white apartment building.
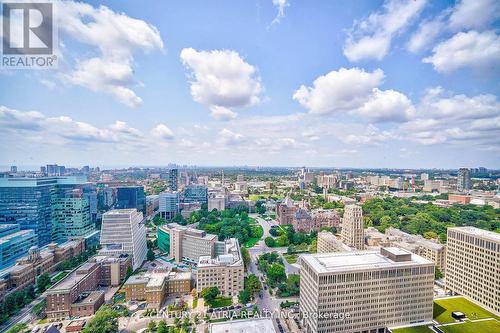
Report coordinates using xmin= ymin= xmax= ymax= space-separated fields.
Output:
xmin=299 ymin=248 xmax=435 ymax=333
xmin=446 ymin=227 xmax=500 ymax=315
xmin=341 ymin=205 xmax=365 ymax=250
xmin=317 ymin=232 xmax=352 ymax=253
xmin=197 ymin=238 xmax=244 ymax=297
xmin=99 ymin=209 xmax=147 ymax=270
xmin=161 ymin=223 xmax=217 ymax=263
xmin=208 ymin=195 xmax=226 ymax=211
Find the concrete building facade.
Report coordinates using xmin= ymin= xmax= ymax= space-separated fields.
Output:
xmin=341 ymin=205 xmax=364 ymax=250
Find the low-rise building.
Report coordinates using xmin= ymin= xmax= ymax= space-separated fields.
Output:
xmin=317 ymin=232 xmax=352 ymax=253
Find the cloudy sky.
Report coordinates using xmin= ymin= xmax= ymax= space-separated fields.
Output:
xmin=1 ymin=0 xmax=499 ymax=169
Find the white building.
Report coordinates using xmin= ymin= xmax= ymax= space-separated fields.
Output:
xmin=446 ymin=227 xmax=500 ymax=315
xmin=341 ymin=205 xmax=365 ymax=250
xmin=317 ymin=232 xmax=351 ymax=253
xmin=208 ymin=195 xmax=226 ymax=211
xmin=299 ymin=248 xmax=435 ymax=333
xmin=158 ymin=191 xmax=180 ymax=219
xmin=99 ymin=209 xmax=147 ymax=270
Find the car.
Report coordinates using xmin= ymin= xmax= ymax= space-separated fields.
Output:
xmin=228 ymin=306 xmax=234 ymax=310
xmin=207 ymin=308 xmax=213 ymax=313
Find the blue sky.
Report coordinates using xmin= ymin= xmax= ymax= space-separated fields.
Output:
xmin=1 ymin=0 xmax=499 ymax=169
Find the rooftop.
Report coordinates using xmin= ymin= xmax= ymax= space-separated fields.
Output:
xmin=449 ymin=226 xmax=500 ymax=242
xmin=301 ymin=248 xmax=433 ymax=274
xmin=210 ymin=318 xmax=276 ymax=333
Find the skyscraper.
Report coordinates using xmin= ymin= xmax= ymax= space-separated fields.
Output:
xmin=99 ymin=209 xmax=147 ymax=270
xmin=116 ymin=186 xmax=145 ymax=213
xmin=446 ymin=227 xmax=499 ymax=315
xmin=169 ymin=169 xmax=178 ymax=192
xmin=0 ymin=176 xmax=94 ymax=246
xmin=341 ymin=204 xmax=365 ymax=250
xmin=457 ymin=167 xmax=471 ymax=192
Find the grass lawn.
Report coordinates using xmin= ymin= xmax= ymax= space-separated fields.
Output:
xmin=434 ymin=297 xmax=499 ymax=324
xmin=283 ymin=254 xmax=298 ymax=264
xmin=439 ymin=319 xmax=500 ymax=333
xmin=192 ymin=298 xmax=198 ymax=309
xmin=51 ymin=271 xmax=68 ymax=283
xmin=208 ymin=296 xmax=232 ymax=308
xmin=391 ymin=326 xmax=434 ymax=333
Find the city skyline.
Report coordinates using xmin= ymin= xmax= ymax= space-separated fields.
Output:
xmin=2 ymin=0 xmax=500 ymax=168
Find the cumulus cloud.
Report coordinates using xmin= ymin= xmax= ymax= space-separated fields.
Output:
xmin=342 ymin=124 xmax=395 ymax=145
xmin=0 ymin=106 xmax=45 ymax=130
xmin=217 ymin=128 xmax=244 ymax=146
xmin=423 ymin=30 xmax=500 ymax=73
xmin=343 ymin=0 xmax=426 ymax=61
xmin=56 ymin=1 xmax=163 ymax=107
xmin=293 ymin=67 xmax=413 ymax=122
xmin=180 ymin=48 xmax=262 ymax=120
xmin=271 ymin=0 xmax=289 ymax=25
xmin=407 ymin=15 xmax=447 ymax=53
xmin=448 ymin=0 xmax=500 ymax=30
xmin=152 ymin=124 xmax=175 ymax=140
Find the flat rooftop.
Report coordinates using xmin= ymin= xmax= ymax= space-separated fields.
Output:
xmin=301 ymin=248 xmax=433 ymax=274
xmin=449 ymin=226 xmax=500 ymax=242
xmin=210 ymin=318 xmax=276 ymax=333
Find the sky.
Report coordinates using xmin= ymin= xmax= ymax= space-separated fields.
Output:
xmin=1 ymin=0 xmax=499 ymax=169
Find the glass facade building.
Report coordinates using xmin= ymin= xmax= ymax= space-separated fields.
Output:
xmin=0 ymin=224 xmax=38 ymax=269
xmin=116 ymin=186 xmax=145 ymax=214
xmin=183 ymin=185 xmax=208 ymax=204
xmin=158 ymin=191 xmax=180 ymax=219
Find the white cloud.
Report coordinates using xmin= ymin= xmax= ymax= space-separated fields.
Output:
xmin=56 ymin=1 xmax=163 ymax=107
xmin=180 ymin=48 xmax=262 ymax=120
xmin=357 ymin=88 xmax=415 ymax=122
xmin=423 ymin=30 xmax=500 ymax=73
xmin=343 ymin=0 xmax=426 ymax=61
xmin=407 ymin=15 xmax=447 ymax=53
xmin=152 ymin=124 xmax=175 ymax=140
xmin=293 ymin=67 xmax=384 ymax=114
xmin=0 ymin=106 xmax=45 ymax=130
xmin=217 ymin=128 xmax=244 ymax=146
xmin=342 ymin=124 xmax=394 ymax=145
xmin=448 ymin=0 xmax=500 ymax=30
xmin=271 ymin=0 xmax=289 ymax=25
xmin=209 ymin=106 xmax=237 ymax=121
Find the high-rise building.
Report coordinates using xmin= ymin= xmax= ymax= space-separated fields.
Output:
xmin=299 ymin=248 xmax=435 ymax=333
xmin=446 ymin=227 xmax=499 ymax=315
xmin=9 ymin=166 xmax=17 ymax=173
xmin=197 ymin=238 xmax=244 ymax=297
xmin=46 ymin=164 xmax=65 ymax=176
xmin=0 ymin=224 xmax=38 ymax=269
xmin=457 ymin=168 xmax=471 ymax=192
xmin=183 ymin=185 xmax=208 ymax=204
xmin=169 ymin=169 xmax=178 ymax=192
xmin=116 ymin=186 xmax=145 ymax=213
xmin=0 ymin=176 xmax=94 ymax=246
xmin=341 ymin=204 xmax=364 ymax=250
xmin=99 ymin=209 xmax=147 ymax=270
xmin=158 ymin=223 xmax=217 ymax=263
xmin=158 ymin=192 xmax=180 ymax=219
xmin=51 ymin=189 xmax=94 ymax=243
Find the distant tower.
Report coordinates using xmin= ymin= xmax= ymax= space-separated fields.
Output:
xmin=221 ymin=169 xmax=224 ymax=187
xmin=457 ymin=168 xmax=471 ymax=192
xmin=341 ymin=205 xmax=365 ymax=250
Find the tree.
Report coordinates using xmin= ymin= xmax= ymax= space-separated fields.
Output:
xmin=267 ymin=263 xmax=286 ymax=286
xmin=238 ymin=289 xmax=251 ymax=304
xmin=82 ymin=306 xmax=118 ymax=333
xmin=126 ymin=266 xmax=134 ymax=279
xmin=157 ymin=320 xmax=167 ymax=333
xmin=424 ymin=231 xmax=438 ymax=239
xmin=245 ymin=274 xmax=262 ymax=294
xmin=435 ymin=267 xmax=444 ymax=280
xmin=147 ymin=320 xmax=157 ymax=332
xmin=37 ymin=273 xmax=51 ymax=293
xmin=200 ymin=287 xmax=220 ymax=305
xmin=147 ymin=249 xmax=155 ymax=261
xmin=264 ymin=236 xmax=276 ymax=247
xmin=241 ymin=246 xmax=250 ymax=271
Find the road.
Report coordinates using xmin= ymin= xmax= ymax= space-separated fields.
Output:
xmin=0 ymin=295 xmax=45 ymax=333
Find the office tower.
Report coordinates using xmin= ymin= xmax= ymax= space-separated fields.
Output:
xmin=40 ymin=166 xmax=47 ymax=175
xmin=446 ymin=227 xmax=499 ymax=315
xmin=0 ymin=224 xmax=38 ymax=269
xmin=0 ymin=176 xmax=92 ymax=246
xmin=299 ymin=248 xmax=435 ymax=333
xmin=197 ymin=238 xmax=244 ymax=297
xmin=99 ymin=209 xmax=147 ymax=270
xmin=46 ymin=164 xmax=65 ymax=176
xmin=116 ymin=186 xmax=145 ymax=213
xmin=169 ymin=168 xmax=178 ymax=191
xmin=341 ymin=204 xmax=365 ymax=250
xmin=9 ymin=166 xmax=17 ymax=173
xmin=82 ymin=165 xmax=90 ymax=173
xmin=82 ymin=184 xmax=98 ymax=223
xmin=158 ymin=192 xmax=180 ymax=219
xmin=158 ymin=223 xmax=217 ymax=262
xmin=316 ymin=232 xmax=351 ymax=253
xmin=457 ymin=168 xmax=472 ymax=192
xmin=183 ymin=184 xmax=208 ymax=204
xmin=51 ymin=189 xmax=94 ymax=243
